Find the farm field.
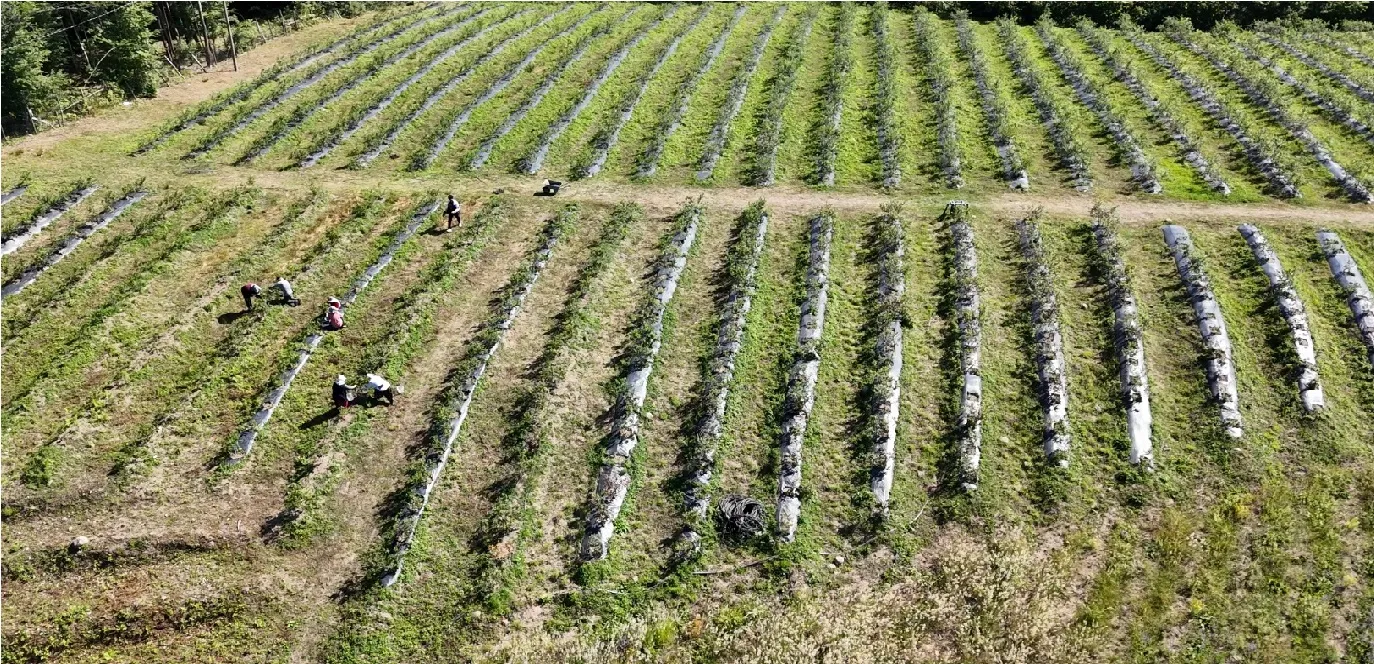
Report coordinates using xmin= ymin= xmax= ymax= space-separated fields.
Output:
xmin=3 ymin=3 xmax=1374 ymax=662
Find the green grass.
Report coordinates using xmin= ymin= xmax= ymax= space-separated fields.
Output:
xmin=1146 ymin=33 xmax=1330 ymax=200
xmin=481 ymin=8 xmax=664 ymax=175
xmin=1 ymin=178 xmax=132 ymax=284
xmin=7 ymin=190 xmax=326 ymax=490
xmin=599 ymin=6 xmax=732 ymax=179
xmin=832 ymin=6 xmax=879 ymax=188
xmin=768 ymin=6 xmax=834 ymax=186
xmin=181 ymin=7 xmax=454 ymax=163
xmin=7 ymin=7 xmax=1374 ymax=662
xmin=971 ymin=21 xmax=1061 ymax=193
xmin=435 ymin=6 xmax=628 ymax=172
xmin=711 ymin=7 xmax=804 ymax=186
xmin=261 ymin=5 xmax=505 ymax=170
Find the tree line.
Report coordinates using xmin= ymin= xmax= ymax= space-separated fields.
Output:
xmin=1 ymin=1 xmax=379 ymax=138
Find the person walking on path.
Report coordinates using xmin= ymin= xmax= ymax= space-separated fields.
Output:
xmin=273 ymin=277 xmax=300 ymax=306
xmin=444 ymin=195 xmax=461 ymax=233
xmin=241 ymin=282 xmax=262 ymax=311
xmin=333 ymin=375 xmax=356 ymax=409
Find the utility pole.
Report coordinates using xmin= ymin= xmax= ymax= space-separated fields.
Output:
xmin=222 ymin=1 xmax=238 ymax=71
xmin=195 ymin=1 xmax=216 ymax=68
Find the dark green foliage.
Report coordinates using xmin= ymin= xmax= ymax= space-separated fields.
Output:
xmin=1 ymin=2 xmax=157 ymax=135
xmin=86 ymin=3 xmax=161 ymax=98
xmin=1 ymin=3 xmax=71 ymax=136
xmin=19 ymin=444 xmax=62 ymax=488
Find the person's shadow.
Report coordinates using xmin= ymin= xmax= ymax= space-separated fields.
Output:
xmin=217 ymin=310 xmax=251 ymax=324
xmin=299 ymin=408 xmax=338 ymax=430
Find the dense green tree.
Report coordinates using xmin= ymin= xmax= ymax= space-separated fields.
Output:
xmin=85 ymin=3 xmax=160 ymax=97
xmin=1 ymin=2 xmax=71 ymax=135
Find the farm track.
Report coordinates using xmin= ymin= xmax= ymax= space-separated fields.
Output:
xmin=7 ymin=7 xmax=1374 ymax=661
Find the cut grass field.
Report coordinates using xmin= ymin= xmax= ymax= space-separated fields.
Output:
xmin=4 ymin=4 xmax=1374 ymax=662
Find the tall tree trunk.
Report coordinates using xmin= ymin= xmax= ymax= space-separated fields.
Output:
xmin=154 ymin=2 xmax=179 ymax=71
xmin=222 ymin=1 xmax=237 ymax=71
xmin=195 ymin=1 xmax=216 ymax=68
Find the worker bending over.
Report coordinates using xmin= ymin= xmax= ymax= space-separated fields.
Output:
xmin=333 ymin=375 xmax=355 ymax=409
xmin=363 ymin=373 xmax=398 ymax=405
xmin=274 ymin=277 xmax=300 ymax=306
xmin=241 ymin=282 xmax=262 ymax=311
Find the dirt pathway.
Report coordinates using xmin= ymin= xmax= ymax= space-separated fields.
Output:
xmin=40 ymin=156 xmax=1374 ymax=229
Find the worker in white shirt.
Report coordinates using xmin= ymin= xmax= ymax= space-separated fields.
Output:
xmin=363 ymin=373 xmax=397 ymax=405
xmin=273 ymin=277 xmax=300 ymax=306
xmin=444 ymin=195 xmax=461 ymax=232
